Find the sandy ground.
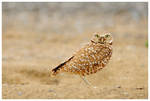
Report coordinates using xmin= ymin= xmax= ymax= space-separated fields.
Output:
xmin=2 ymin=20 xmax=148 ymax=99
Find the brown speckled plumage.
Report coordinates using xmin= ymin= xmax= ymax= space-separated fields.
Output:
xmin=51 ymin=32 xmax=113 ymax=77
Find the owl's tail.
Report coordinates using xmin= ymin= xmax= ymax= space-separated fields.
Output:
xmin=50 ymin=56 xmax=74 ymax=77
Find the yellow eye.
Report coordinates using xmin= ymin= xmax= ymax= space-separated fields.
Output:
xmin=95 ymin=34 xmax=99 ymax=38
xmin=105 ymin=34 xmax=110 ymax=38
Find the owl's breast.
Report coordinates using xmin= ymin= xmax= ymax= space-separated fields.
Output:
xmin=79 ymin=44 xmax=112 ymax=73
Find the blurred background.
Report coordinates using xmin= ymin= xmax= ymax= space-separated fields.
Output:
xmin=3 ymin=3 xmax=148 ymax=34
xmin=2 ymin=2 xmax=148 ymax=99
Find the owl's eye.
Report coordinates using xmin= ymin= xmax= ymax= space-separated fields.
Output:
xmin=105 ymin=34 xmax=110 ymax=38
xmin=95 ymin=34 xmax=99 ymax=38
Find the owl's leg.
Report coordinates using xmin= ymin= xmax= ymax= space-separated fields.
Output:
xmin=80 ymin=76 xmax=91 ymax=85
xmin=80 ymin=76 xmax=97 ymax=89
xmin=80 ymin=76 xmax=100 ymax=95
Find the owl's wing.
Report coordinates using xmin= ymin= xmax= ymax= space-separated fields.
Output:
xmin=52 ymin=56 xmax=74 ymax=72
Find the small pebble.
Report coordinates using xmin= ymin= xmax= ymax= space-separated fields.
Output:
xmin=141 ymin=64 xmax=144 ymax=68
xmin=122 ymin=92 xmax=129 ymax=96
xmin=136 ymin=87 xmax=144 ymax=90
xmin=138 ymin=93 xmax=144 ymax=97
xmin=115 ymin=85 xmax=121 ymax=88
xmin=18 ymin=91 xmax=22 ymax=96
xmin=48 ymin=89 xmax=54 ymax=92
xmin=2 ymin=57 xmax=7 ymax=61
xmin=3 ymin=84 xmax=8 ymax=86
xmin=48 ymin=89 xmax=57 ymax=96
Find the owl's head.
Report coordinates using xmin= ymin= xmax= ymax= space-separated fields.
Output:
xmin=91 ymin=32 xmax=113 ymax=45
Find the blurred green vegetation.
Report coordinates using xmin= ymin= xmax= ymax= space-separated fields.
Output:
xmin=145 ymin=40 xmax=148 ymax=48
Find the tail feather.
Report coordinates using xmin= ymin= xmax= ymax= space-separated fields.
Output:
xmin=51 ymin=56 xmax=74 ymax=76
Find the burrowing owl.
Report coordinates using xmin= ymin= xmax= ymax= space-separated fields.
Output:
xmin=51 ymin=32 xmax=113 ymax=85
